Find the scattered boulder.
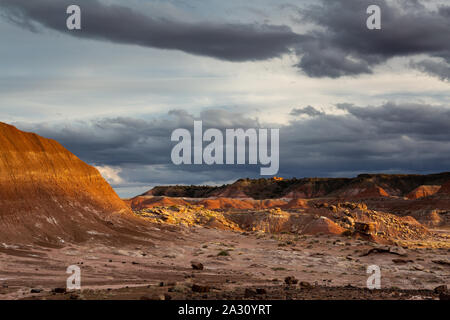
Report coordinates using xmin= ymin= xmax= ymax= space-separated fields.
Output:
xmin=256 ymin=288 xmax=267 ymax=295
xmin=300 ymin=281 xmax=313 ymax=289
xmin=284 ymin=276 xmax=298 ymax=285
xmin=192 ymin=284 xmax=210 ymax=293
xmin=317 ymin=203 xmax=329 ymax=209
xmin=412 ymin=264 xmax=424 ymax=271
xmin=164 ymin=293 xmax=172 ymax=300
xmin=434 ymin=285 xmax=448 ymax=294
xmin=342 ymin=216 xmax=355 ymax=227
xmin=168 ymin=285 xmax=185 ymax=293
xmin=432 ymin=259 xmax=450 ymax=266
xmin=244 ymin=288 xmax=267 ymax=297
xmin=361 ymin=246 xmax=407 ymax=257
xmin=339 ymin=202 xmax=358 ymax=210
xmin=52 ymin=288 xmax=66 ymax=294
xmin=244 ymin=288 xmax=257 ymax=298
xmin=30 ymin=288 xmax=43 ymax=293
xmin=354 ymin=222 xmax=376 ymax=235
xmin=191 ymin=262 xmax=204 ymax=270
xmin=389 ymin=246 xmax=407 ymax=256
xmin=392 ymin=258 xmax=413 ymax=264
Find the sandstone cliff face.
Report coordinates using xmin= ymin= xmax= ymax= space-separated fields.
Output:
xmin=0 ymin=122 xmax=135 ymax=244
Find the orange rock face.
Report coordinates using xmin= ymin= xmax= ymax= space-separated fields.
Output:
xmin=353 ymin=186 xmax=389 ymax=199
xmin=127 ymin=196 xmax=190 ymax=210
xmin=0 ymin=122 xmax=134 ymax=244
xmin=302 ymin=216 xmax=345 ymax=235
xmin=406 ymin=185 xmax=441 ymax=199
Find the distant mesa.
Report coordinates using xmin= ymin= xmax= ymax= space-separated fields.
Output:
xmin=139 ymin=173 xmax=450 ymax=201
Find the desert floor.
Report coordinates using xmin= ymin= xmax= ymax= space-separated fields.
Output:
xmin=0 ymin=223 xmax=448 ymax=300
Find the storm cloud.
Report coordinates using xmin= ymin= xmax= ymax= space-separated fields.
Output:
xmin=0 ymin=0 xmax=301 ymax=62
xmin=290 ymin=106 xmax=324 ymax=117
xmin=292 ymin=0 xmax=450 ymax=77
xmin=412 ymin=59 xmax=450 ymax=81
xmin=1 ymin=0 xmax=450 ymax=78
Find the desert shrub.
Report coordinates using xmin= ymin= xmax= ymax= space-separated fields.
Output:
xmin=217 ymin=250 xmax=230 ymax=256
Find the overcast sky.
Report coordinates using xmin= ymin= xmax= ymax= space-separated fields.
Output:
xmin=1 ymin=0 xmax=450 ymax=197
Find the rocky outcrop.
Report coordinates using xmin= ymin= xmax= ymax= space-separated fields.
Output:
xmin=406 ymin=185 xmax=441 ymax=199
xmin=354 ymin=222 xmax=377 ymax=235
xmin=127 ymin=196 xmax=190 ymax=210
xmin=0 ymin=122 xmax=137 ymax=244
xmin=284 ymin=198 xmax=309 ymax=209
xmin=410 ymin=210 xmax=444 ymax=227
xmin=302 ymin=216 xmax=345 ymax=235
xmin=198 ymin=198 xmax=254 ymax=210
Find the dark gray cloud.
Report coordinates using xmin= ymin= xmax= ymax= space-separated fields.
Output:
xmin=14 ymin=102 xmax=450 ymax=196
xmin=1 ymin=0 xmax=449 ymax=78
xmin=280 ymin=102 xmax=450 ymax=179
xmin=293 ymin=0 xmax=450 ymax=77
xmin=412 ymin=59 xmax=450 ymax=81
xmin=290 ymin=106 xmax=324 ymax=117
xmin=336 ymin=102 xmax=450 ymax=137
xmin=0 ymin=0 xmax=301 ymax=62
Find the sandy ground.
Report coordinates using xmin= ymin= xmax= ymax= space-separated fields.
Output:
xmin=0 ymin=222 xmax=448 ymax=300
